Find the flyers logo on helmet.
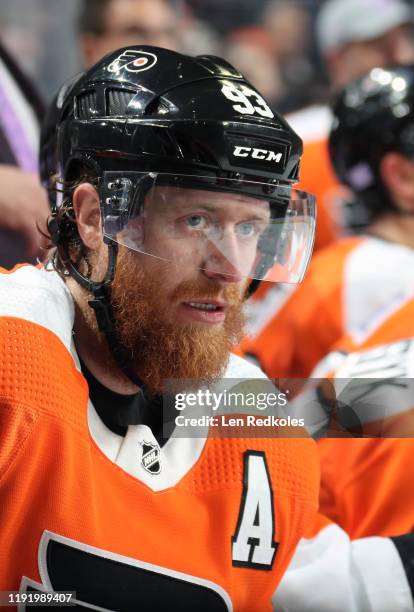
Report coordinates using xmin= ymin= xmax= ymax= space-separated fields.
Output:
xmin=107 ymin=50 xmax=158 ymax=74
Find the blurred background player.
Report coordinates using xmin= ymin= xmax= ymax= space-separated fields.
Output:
xmin=242 ymin=0 xmax=414 ymax=340
xmin=289 ymin=0 xmax=414 ymax=241
xmin=308 ymin=307 xmax=414 ymax=541
xmin=239 ymin=64 xmax=414 ymax=380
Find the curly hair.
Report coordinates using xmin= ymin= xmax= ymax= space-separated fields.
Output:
xmin=45 ymin=167 xmax=99 ymax=278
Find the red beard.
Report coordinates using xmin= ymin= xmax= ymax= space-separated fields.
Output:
xmin=110 ymin=250 xmax=246 ymax=394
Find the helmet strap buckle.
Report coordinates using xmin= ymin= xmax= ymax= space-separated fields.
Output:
xmin=88 ymin=286 xmax=115 ymax=334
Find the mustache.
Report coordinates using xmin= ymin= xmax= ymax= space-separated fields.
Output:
xmin=170 ymin=279 xmax=243 ymax=305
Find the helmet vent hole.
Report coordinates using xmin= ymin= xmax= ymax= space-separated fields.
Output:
xmin=145 ymin=97 xmax=173 ymax=116
xmin=76 ymin=91 xmax=98 ymax=119
xmin=107 ymin=89 xmax=136 ymax=116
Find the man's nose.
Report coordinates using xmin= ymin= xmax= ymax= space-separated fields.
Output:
xmin=202 ymin=230 xmax=246 ymax=284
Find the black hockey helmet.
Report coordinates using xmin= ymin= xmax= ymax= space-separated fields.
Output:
xmin=329 ymin=64 xmax=414 ymax=218
xmin=49 ymin=46 xmax=315 ymax=287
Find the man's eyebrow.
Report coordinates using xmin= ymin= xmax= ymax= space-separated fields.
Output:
xmin=168 ymin=200 xmax=270 ymax=219
xmin=167 ymin=201 xmax=221 ymax=214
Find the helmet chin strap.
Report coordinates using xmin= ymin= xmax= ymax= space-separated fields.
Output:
xmin=55 ymin=236 xmax=155 ymax=400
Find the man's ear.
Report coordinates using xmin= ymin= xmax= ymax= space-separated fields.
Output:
xmin=73 ymin=183 xmax=103 ymax=250
xmin=380 ymin=152 xmax=414 ymax=206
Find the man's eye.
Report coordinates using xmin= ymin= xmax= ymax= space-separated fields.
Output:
xmin=236 ymin=222 xmax=257 ymax=237
xmin=185 ymin=215 xmax=207 ymax=229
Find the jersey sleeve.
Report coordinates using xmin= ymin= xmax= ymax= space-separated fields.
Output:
xmin=274 ymin=519 xmax=413 ymax=612
xmin=0 ymin=267 xmax=87 ymax=481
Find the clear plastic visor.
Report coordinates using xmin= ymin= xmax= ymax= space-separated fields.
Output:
xmin=102 ymin=172 xmax=316 ymax=284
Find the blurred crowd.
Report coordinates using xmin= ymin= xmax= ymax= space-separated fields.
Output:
xmin=0 ymin=0 xmax=325 ymax=112
xmin=0 ymin=0 xmax=407 ymax=110
xmin=0 ymin=0 xmax=413 ymax=267
xmin=1 ymin=0 xmax=414 ymax=109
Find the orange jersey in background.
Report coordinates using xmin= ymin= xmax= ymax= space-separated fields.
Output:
xmin=239 ymin=236 xmax=361 ymax=378
xmin=318 ymin=438 xmax=414 ymax=538
xmin=287 ymin=104 xmax=344 ymax=253
xmin=240 ymin=236 xmax=414 ymax=380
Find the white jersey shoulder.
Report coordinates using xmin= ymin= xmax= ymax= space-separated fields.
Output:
xmin=344 ymin=237 xmax=414 ymax=344
xmin=225 ymin=352 xmax=268 ymax=380
xmin=301 ymin=339 xmax=414 ymax=431
xmin=0 ymin=265 xmax=74 ymax=351
xmin=276 ymin=523 xmax=412 ymax=612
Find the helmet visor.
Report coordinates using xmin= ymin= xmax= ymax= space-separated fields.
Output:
xmin=102 ymin=172 xmax=316 ymax=284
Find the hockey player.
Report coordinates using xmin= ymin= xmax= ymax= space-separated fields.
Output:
xmin=290 ymin=0 xmax=414 ymax=245
xmin=1 ymin=48 xmax=414 ymax=611
xmin=0 ymin=45 xmax=320 ymax=610
xmin=312 ymin=318 xmax=414 ymax=539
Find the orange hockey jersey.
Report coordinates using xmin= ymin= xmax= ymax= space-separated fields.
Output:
xmin=0 ymin=265 xmax=319 ymax=611
xmin=239 ymin=235 xmax=414 ymax=380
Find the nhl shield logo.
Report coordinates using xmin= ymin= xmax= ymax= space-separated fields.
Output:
xmin=141 ymin=441 xmax=161 ymax=475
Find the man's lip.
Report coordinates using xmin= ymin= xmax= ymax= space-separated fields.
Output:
xmin=178 ymin=302 xmax=227 ymax=324
xmin=182 ymin=300 xmax=228 ymax=310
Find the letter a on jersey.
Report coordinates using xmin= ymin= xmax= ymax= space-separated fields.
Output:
xmin=232 ymin=451 xmax=278 ymax=569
